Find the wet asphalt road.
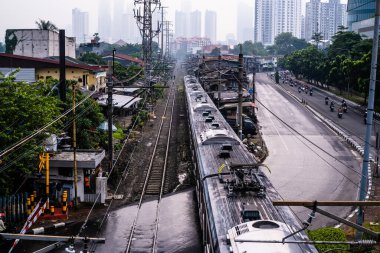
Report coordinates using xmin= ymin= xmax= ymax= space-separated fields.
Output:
xmin=13 ymin=189 xmax=201 ymax=253
xmin=255 ymin=73 xmax=362 ymax=228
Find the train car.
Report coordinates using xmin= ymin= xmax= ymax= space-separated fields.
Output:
xmin=184 ymin=75 xmax=317 ymax=253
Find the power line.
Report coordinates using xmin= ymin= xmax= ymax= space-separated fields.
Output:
xmin=0 ymin=91 xmax=96 ymax=159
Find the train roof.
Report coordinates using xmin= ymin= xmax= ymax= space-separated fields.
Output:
xmin=184 ymin=75 xmax=317 ymax=253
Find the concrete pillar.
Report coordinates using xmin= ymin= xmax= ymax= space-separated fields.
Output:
xmin=96 ymin=176 xmax=107 ymax=204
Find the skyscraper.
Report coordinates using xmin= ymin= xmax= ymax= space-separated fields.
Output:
xmin=175 ymin=10 xmax=188 ymax=38
xmin=254 ymin=0 xmax=301 ymax=45
xmin=347 ymin=0 xmax=376 ymax=30
xmin=305 ymin=0 xmax=347 ymax=41
xmin=72 ymin=8 xmax=89 ymax=44
xmin=112 ymin=0 xmax=125 ymax=43
xmin=237 ymin=0 xmax=254 ymax=43
xmin=98 ymin=0 xmax=112 ymax=43
xmin=190 ymin=10 xmax=201 ymax=37
xmin=122 ymin=3 xmax=141 ymax=44
xmin=205 ymin=10 xmax=217 ymax=43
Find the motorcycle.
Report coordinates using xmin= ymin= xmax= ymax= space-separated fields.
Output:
xmin=330 ymin=105 xmax=334 ymax=112
xmin=338 ymin=112 xmax=343 ymax=118
xmin=325 ymin=97 xmax=329 ymax=105
xmin=343 ymin=105 xmax=347 ymax=113
xmin=310 ymin=91 xmax=313 ymax=96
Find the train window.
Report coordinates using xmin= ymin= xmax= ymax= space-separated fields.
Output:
xmin=252 ymin=220 xmax=280 ymax=229
xmin=221 ymin=144 xmax=233 ymax=151
xmin=211 ymin=123 xmax=220 ymax=128
xmin=205 ymin=117 xmax=213 ymax=123
xmin=202 ymin=112 xmax=210 ymax=117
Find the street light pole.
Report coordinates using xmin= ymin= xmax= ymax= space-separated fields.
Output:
xmin=356 ymin=0 xmax=380 ymax=238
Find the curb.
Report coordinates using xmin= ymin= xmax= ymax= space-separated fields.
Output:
xmin=277 ymin=82 xmax=374 ymax=227
xmin=26 ymin=221 xmax=73 ymax=235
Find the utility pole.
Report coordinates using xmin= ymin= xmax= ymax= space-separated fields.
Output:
xmin=357 ymin=0 xmax=380 ymax=238
xmin=59 ymin=30 xmax=66 ymax=103
xmin=72 ymin=83 xmax=78 ymax=207
xmin=107 ymin=60 xmax=113 ymax=172
xmin=238 ymin=44 xmax=243 ymax=140
xmin=218 ymin=53 xmax=221 ymax=108
xmin=134 ymin=0 xmax=161 ymax=87
xmin=160 ymin=6 xmax=167 ymax=61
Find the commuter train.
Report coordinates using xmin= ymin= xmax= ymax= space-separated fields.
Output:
xmin=184 ymin=75 xmax=317 ymax=253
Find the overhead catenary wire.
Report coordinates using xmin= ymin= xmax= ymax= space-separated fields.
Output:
xmin=256 ymin=98 xmax=376 ymax=196
xmin=0 ymin=91 xmax=96 ymax=159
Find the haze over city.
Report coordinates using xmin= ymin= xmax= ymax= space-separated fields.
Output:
xmin=0 ymin=0 xmax=348 ymax=43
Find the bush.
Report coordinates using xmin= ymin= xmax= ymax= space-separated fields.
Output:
xmin=307 ymin=227 xmax=350 ymax=253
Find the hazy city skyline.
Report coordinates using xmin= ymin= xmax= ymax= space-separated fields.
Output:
xmin=0 ymin=0 xmax=348 ymax=43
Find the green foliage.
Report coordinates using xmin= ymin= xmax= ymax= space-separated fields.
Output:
xmin=78 ymin=52 xmax=106 ymax=65
xmin=64 ymin=86 xmax=105 ymax=149
xmin=210 ymin=47 xmax=221 ymax=56
xmin=114 ymin=43 xmax=142 ymax=57
xmin=131 ymin=110 xmax=148 ymax=129
xmin=274 ymin=32 xmax=309 ymax=55
xmin=113 ymin=62 xmax=143 ymax=82
xmin=275 ymin=71 xmax=279 ymax=84
xmin=35 ymin=19 xmax=58 ymax=31
xmin=307 ymin=227 xmax=350 ymax=253
xmin=112 ymin=128 xmax=125 ymax=140
xmin=5 ymin=30 xmax=18 ymax=54
xmin=153 ymin=84 xmax=165 ymax=98
xmin=0 ymin=77 xmax=62 ymax=194
xmin=232 ymin=41 xmax=268 ymax=56
xmin=0 ymin=42 xmax=5 ymax=53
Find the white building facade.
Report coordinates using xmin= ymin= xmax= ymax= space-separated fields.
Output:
xmin=72 ymin=8 xmax=89 ymax=44
xmin=205 ymin=10 xmax=217 ymax=43
xmin=6 ymin=29 xmax=76 ymax=58
xmin=305 ymin=0 xmax=347 ymax=41
xmin=254 ymin=0 xmax=302 ymax=45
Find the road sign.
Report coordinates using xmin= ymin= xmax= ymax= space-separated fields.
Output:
xmin=249 ymin=88 xmax=254 ymax=95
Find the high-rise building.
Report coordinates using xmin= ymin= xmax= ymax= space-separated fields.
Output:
xmin=112 ymin=0 xmax=125 ymax=43
xmin=190 ymin=10 xmax=202 ymax=37
xmin=237 ymin=0 xmax=254 ymax=43
xmin=254 ymin=0 xmax=274 ymax=45
xmin=272 ymin=0 xmax=302 ymax=40
xmin=305 ymin=0 xmax=347 ymax=41
xmin=347 ymin=0 xmax=376 ymax=30
xmin=254 ymin=0 xmax=302 ymax=45
xmin=205 ymin=10 xmax=217 ymax=43
xmin=123 ymin=3 xmax=141 ymax=44
xmin=175 ymin=10 xmax=188 ymax=38
xmin=98 ymin=0 xmax=112 ymax=43
xmin=72 ymin=8 xmax=89 ymax=44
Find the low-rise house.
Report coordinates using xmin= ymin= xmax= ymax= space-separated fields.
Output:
xmin=102 ymin=53 xmax=143 ymax=67
xmin=46 ymin=150 xmax=106 ymax=203
xmin=0 ymin=53 xmax=107 ymax=91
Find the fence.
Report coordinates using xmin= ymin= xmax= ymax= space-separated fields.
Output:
xmin=0 ymin=192 xmax=29 ymax=224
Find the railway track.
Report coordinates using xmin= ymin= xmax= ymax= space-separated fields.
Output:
xmin=125 ymin=84 xmax=176 ymax=253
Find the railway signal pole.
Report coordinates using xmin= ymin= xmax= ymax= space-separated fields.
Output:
xmin=238 ymin=44 xmax=243 ymax=140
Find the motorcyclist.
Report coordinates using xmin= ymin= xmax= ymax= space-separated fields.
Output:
xmin=364 ymin=110 xmax=368 ymax=124
xmin=338 ymin=107 xmax=343 ymax=118
xmin=325 ymin=96 xmax=329 ymax=105
xmin=330 ymin=101 xmax=335 ymax=111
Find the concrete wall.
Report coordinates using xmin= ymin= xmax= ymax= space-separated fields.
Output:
xmin=11 ymin=30 xmax=76 ymax=58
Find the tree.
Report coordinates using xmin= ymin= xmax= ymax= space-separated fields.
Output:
xmin=311 ymin=32 xmax=323 ymax=49
xmin=210 ymin=47 xmax=221 ymax=56
xmin=0 ymin=42 xmax=4 ymax=53
xmin=328 ymin=31 xmax=362 ymax=58
xmin=113 ymin=62 xmax=143 ymax=82
xmin=35 ymin=19 xmax=58 ymax=31
xmin=274 ymin=32 xmax=309 ymax=55
xmin=231 ymin=41 xmax=268 ymax=56
xmin=64 ymin=86 xmax=105 ymax=149
xmin=78 ymin=52 xmax=106 ymax=65
xmin=0 ymin=76 xmax=62 ymax=194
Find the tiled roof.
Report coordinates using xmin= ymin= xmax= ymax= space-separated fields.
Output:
xmin=0 ymin=53 xmax=105 ymax=71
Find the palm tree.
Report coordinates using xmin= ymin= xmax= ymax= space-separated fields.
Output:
xmin=312 ymin=32 xmax=323 ymax=49
xmin=35 ymin=19 xmax=58 ymax=31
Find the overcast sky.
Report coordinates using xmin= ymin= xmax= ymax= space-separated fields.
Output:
xmin=0 ymin=0 xmax=348 ymax=43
